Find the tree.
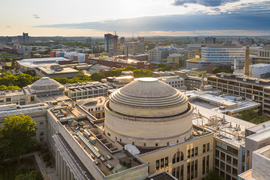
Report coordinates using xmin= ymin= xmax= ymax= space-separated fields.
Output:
xmin=91 ymin=72 xmax=105 ymax=82
xmin=15 ymin=170 xmax=43 ymax=180
xmin=54 ymin=77 xmax=69 ymax=84
xmin=24 ymin=69 xmax=36 ymax=76
xmin=205 ymin=170 xmax=224 ymax=180
xmin=236 ymin=109 xmax=270 ymax=124
xmin=0 ymin=114 xmax=37 ymax=164
xmin=0 ymin=85 xmax=21 ymax=91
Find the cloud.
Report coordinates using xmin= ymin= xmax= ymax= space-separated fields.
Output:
xmin=33 ymin=14 xmax=40 ymax=19
xmin=172 ymin=0 xmax=240 ymax=7
xmin=6 ymin=26 xmax=11 ymax=28
xmin=35 ymin=1 xmax=270 ymax=35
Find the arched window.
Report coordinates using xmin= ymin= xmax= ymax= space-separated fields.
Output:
xmin=172 ymin=151 xmax=184 ymax=164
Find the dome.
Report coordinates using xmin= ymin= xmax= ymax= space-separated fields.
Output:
xmin=31 ymin=77 xmax=62 ymax=91
xmin=109 ymin=78 xmax=188 ymax=117
xmin=104 ymin=78 xmax=194 ymax=148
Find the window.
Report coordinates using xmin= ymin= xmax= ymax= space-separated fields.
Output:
xmin=207 ymin=143 xmax=210 ymax=152
xmin=20 ymin=95 xmax=25 ymax=100
xmin=6 ymin=97 xmax=11 ymax=102
xmin=31 ymin=96 xmax=35 ymax=102
xmin=156 ymin=143 xmax=158 ymax=147
xmin=202 ymin=157 xmax=205 ymax=175
xmin=40 ymin=137 xmax=44 ymax=142
xmin=206 ymin=155 xmax=209 ymax=173
xmin=156 ymin=160 xmax=160 ymax=170
xmin=40 ymin=122 xmax=43 ymax=125
xmin=107 ymin=133 xmax=111 ymax=136
xmin=0 ymin=97 xmax=3 ymax=103
xmin=203 ymin=144 xmax=206 ymax=153
xmin=188 ymin=149 xmax=190 ymax=158
xmin=161 ymin=158 xmax=164 ymax=168
xmin=195 ymin=147 xmax=198 ymax=156
xmin=167 ymin=142 xmax=169 ymax=146
xmin=77 ymin=92 xmax=81 ymax=96
xmin=165 ymin=157 xmax=168 ymax=167
xmin=13 ymin=96 xmax=18 ymax=101
xmin=192 ymin=148 xmax=194 ymax=157
xmin=144 ymin=143 xmax=146 ymax=146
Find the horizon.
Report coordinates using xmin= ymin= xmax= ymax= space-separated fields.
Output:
xmin=1 ymin=0 xmax=270 ymax=37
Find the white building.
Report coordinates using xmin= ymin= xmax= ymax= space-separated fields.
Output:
xmin=201 ymin=44 xmax=245 ymax=68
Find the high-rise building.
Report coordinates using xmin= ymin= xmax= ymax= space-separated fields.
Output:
xmin=23 ymin=32 xmax=29 ymax=43
xmin=194 ymin=37 xmax=199 ymax=43
xmin=104 ymin=33 xmax=118 ymax=55
xmin=205 ymin=37 xmax=216 ymax=44
xmin=120 ymin=37 xmax=125 ymax=44
xmin=186 ymin=37 xmax=190 ymax=43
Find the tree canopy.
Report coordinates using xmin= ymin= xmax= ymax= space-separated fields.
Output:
xmin=236 ymin=110 xmax=270 ymax=124
xmin=205 ymin=170 xmax=224 ymax=180
xmin=158 ymin=64 xmax=173 ymax=71
xmin=104 ymin=66 xmax=153 ymax=79
xmin=0 ymin=85 xmax=21 ymax=91
xmin=54 ymin=74 xmax=93 ymax=84
xmin=0 ymin=114 xmax=37 ymax=163
xmin=212 ymin=67 xmax=233 ymax=74
xmin=91 ymin=72 xmax=105 ymax=82
xmin=0 ymin=73 xmax=41 ymax=88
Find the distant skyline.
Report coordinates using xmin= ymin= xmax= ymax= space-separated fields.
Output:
xmin=1 ymin=0 xmax=270 ymax=37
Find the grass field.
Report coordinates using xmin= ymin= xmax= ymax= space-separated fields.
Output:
xmin=0 ymin=157 xmax=35 ymax=180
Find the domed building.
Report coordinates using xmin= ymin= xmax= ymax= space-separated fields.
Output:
xmin=104 ymin=78 xmax=194 ymax=149
xmin=24 ymin=77 xmax=65 ymax=104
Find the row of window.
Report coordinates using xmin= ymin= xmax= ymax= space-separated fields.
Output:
xmin=187 ymin=159 xmax=198 ymax=180
xmin=71 ymin=91 xmax=106 ymax=97
xmin=156 ymin=157 xmax=169 ymax=170
xmin=187 ymin=147 xmax=198 ymax=158
xmin=0 ymin=95 xmax=27 ymax=102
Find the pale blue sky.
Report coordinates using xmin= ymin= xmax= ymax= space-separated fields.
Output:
xmin=1 ymin=0 xmax=270 ymax=36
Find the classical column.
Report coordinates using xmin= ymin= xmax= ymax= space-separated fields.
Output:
xmin=55 ymin=150 xmax=58 ymax=176
xmin=67 ymin=166 xmax=71 ymax=180
xmin=71 ymin=172 xmax=74 ymax=180
xmin=64 ymin=161 xmax=67 ymax=180
xmin=57 ymin=151 xmax=61 ymax=177
xmin=60 ymin=156 xmax=64 ymax=180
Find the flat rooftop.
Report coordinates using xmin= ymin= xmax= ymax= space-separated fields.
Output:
xmin=192 ymin=105 xmax=255 ymax=148
xmin=62 ymin=117 xmax=144 ymax=176
xmin=247 ymin=129 xmax=270 ymax=142
xmin=0 ymin=89 xmax=25 ymax=96
xmin=37 ymin=66 xmax=79 ymax=75
xmin=76 ymin=97 xmax=106 ymax=107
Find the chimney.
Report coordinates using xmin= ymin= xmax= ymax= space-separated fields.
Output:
xmin=244 ymin=46 xmax=250 ymax=76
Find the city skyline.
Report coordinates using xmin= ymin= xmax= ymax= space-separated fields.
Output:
xmin=1 ymin=0 xmax=270 ymax=37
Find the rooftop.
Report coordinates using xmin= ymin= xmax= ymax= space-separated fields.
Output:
xmin=247 ymin=129 xmax=270 ymax=142
xmin=37 ymin=66 xmax=79 ymax=75
xmin=191 ymin=105 xmax=255 ymax=148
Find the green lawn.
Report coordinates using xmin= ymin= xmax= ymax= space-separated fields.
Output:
xmin=0 ymin=157 xmax=36 ymax=180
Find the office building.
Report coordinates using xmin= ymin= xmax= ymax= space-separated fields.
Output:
xmin=120 ymin=37 xmax=125 ymax=44
xmin=201 ymin=44 xmax=245 ymax=69
xmin=207 ymin=73 xmax=270 ymax=115
xmin=167 ymin=53 xmax=186 ymax=67
xmin=104 ymin=33 xmax=118 ymax=55
xmin=18 ymin=32 xmax=29 ymax=44
xmin=148 ymin=45 xmax=178 ymax=63
xmin=205 ymin=37 xmax=216 ymax=44
xmin=16 ymin=57 xmax=72 ymax=72
xmin=124 ymin=41 xmax=145 ymax=55
xmin=194 ymin=37 xmax=199 ymax=43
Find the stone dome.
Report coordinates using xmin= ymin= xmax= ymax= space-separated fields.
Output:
xmin=109 ymin=78 xmax=189 ymax=117
xmin=104 ymin=78 xmax=194 ymax=148
xmin=31 ymin=77 xmax=61 ymax=91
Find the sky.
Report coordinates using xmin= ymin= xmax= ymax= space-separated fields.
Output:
xmin=1 ymin=0 xmax=270 ymax=37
